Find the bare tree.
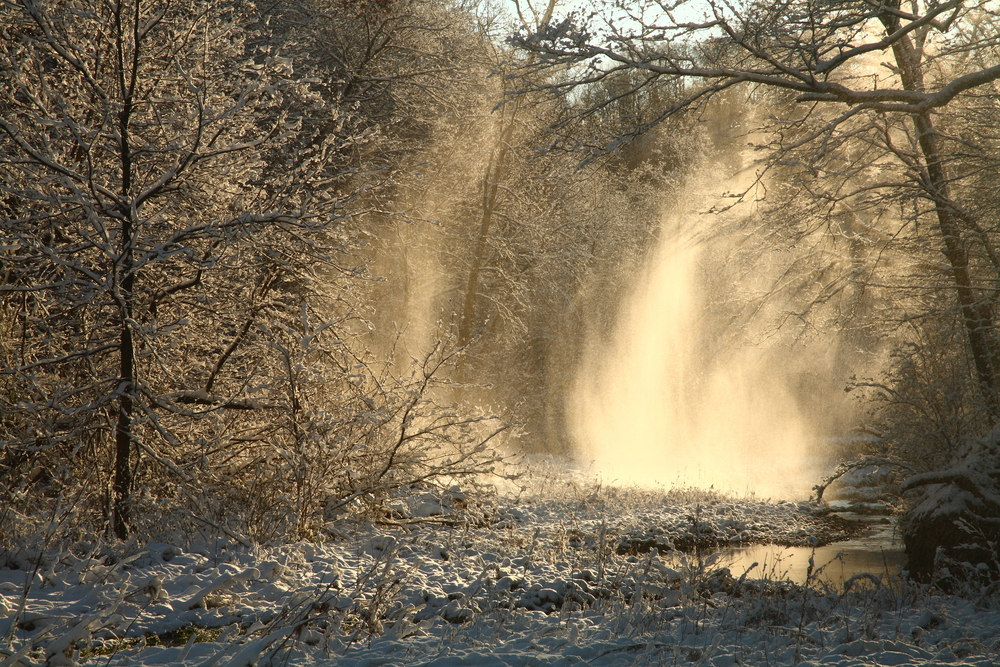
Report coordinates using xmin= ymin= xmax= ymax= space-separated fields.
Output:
xmin=1 ymin=0 xmax=517 ymax=543
xmin=508 ymin=0 xmax=1000 ymax=578
xmin=0 ymin=0 xmax=347 ymax=537
xmin=513 ymin=0 xmax=1000 ymax=413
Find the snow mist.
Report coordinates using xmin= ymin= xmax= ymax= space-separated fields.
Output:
xmin=569 ymin=201 xmax=846 ymax=499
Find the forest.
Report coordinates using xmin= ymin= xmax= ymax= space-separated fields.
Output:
xmin=3 ymin=0 xmax=1000 ymax=664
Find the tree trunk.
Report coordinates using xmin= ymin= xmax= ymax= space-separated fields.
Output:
xmin=112 ymin=11 xmax=137 ymax=538
xmin=456 ymin=108 xmax=515 ymax=351
xmin=455 ymin=0 xmax=557 ymax=353
xmin=113 ymin=210 xmax=136 ymax=540
xmin=883 ymin=16 xmax=1000 ymax=416
xmin=113 ymin=310 xmax=135 ymax=540
xmin=913 ymin=113 xmax=999 ymax=415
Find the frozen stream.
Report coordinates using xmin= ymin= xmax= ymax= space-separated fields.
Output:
xmin=721 ymin=515 xmax=905 ymax=587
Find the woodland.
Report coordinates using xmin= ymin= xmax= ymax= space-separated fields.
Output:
xmin=3 ymin=0 xmax=1000 ymax=586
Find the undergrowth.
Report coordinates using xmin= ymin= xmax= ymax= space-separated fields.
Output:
xmin=1 ymin=482 xmax=998 ymax=666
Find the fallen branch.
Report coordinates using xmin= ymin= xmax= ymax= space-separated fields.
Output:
xmin=185 ymin=511 xmax=254 ymax=548
xmin=812 ymin=457 xmax=912 ymax=503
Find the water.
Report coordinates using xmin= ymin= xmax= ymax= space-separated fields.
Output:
xmin=719 ymin=518 xmax=905 ymax=588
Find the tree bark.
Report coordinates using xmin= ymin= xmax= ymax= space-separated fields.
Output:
xmin=882 ymin=10 xmax=1000 ymax=416
xmin=113 ymin=279 xmax=135 ymax=540
xmin=113 ymin=3 xmax=138 ymax=539
xmin=912 ymin=113 xmax=999 ymax=415
xmin=456 ymin=140 xmax=506 ymax=349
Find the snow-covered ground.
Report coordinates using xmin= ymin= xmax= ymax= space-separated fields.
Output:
xmin=2 ymin=475 xmax=998 ymax=667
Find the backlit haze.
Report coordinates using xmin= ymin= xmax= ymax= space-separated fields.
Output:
xmin=568 ymin=185 xmax=852 ymax=499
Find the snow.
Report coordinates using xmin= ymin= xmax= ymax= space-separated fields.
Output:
xmin=2 ymin=478 xmax=999 ymax=667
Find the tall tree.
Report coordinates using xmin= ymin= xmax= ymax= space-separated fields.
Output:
xmin=514 ymin=0 xmax=1000 ymax=578
xmin=455 ymin=0 xmax=558 ymax=352
xmin=513 ymin=0 xmax=1000 ymax=414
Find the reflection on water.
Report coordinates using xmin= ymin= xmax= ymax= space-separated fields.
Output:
xmin=720 ymin=520 xmax=905 ymax=588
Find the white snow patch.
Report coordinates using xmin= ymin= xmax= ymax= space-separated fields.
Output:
xmin=1 ymin=484 xmax=998 ymax=667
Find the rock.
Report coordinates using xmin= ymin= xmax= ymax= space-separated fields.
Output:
xmin=899 ymin=435 xmax=1000 ymax=583
xmin=900 ymin=476 xmax=1000 ymax=583
xmin=440 ymin=600 xmax=474 ymax=623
